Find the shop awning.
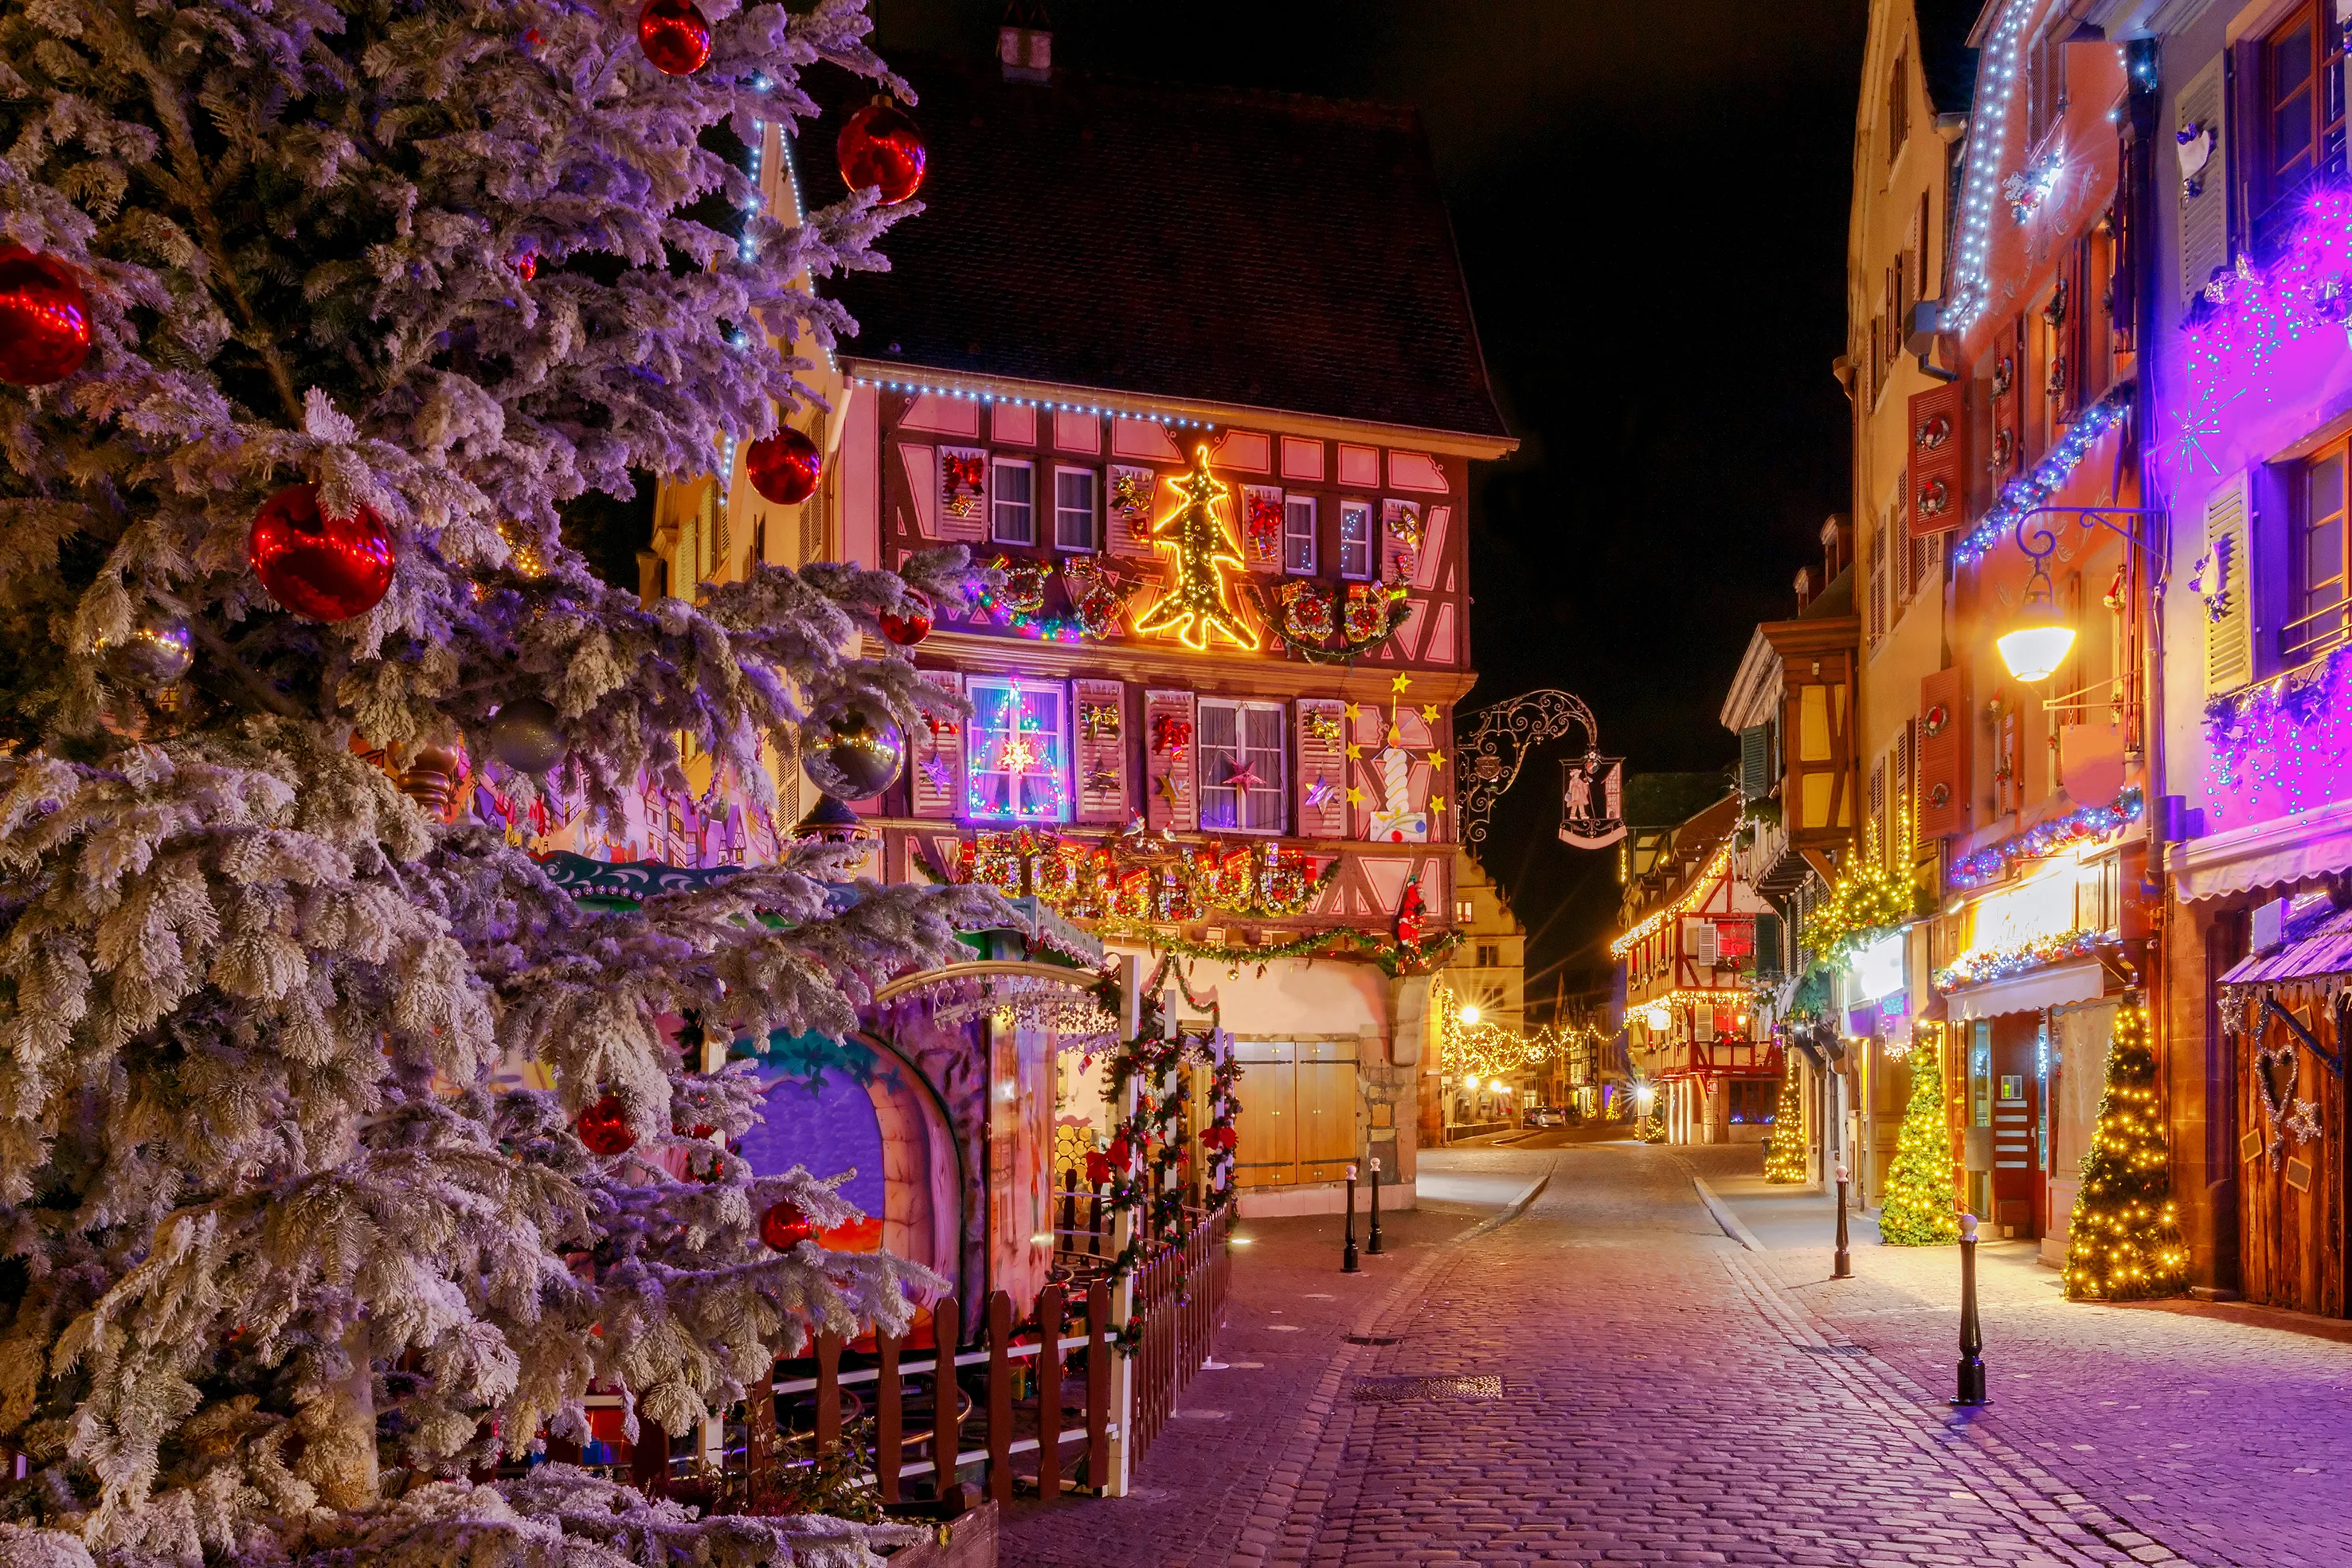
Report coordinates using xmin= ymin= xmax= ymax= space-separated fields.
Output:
xmin=1944 ymin=957 xmax=2107 ymax=1020
xmin=2174 ymin=799 xmax=2352 ymax=902
xmin=2219 ymin=905 xmax=2352 ymax=986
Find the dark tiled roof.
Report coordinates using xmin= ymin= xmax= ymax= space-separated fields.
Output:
xmin=1916 ymin=0 xmax=1982 ymax=115
xmin=808 ymin=56 xmax=1510 ymax=441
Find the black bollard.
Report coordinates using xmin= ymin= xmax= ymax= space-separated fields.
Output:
xmin=1833 ymin=1162 xmax=1852 ymax=1281
xmin=1368 ymin=1156 xmax=1385 ymax=1255
xmin=1953 ymin=1211 xmax=1988 ymax=1406
xmin=1342 ymin=1163 xmax=1360 ymax=1273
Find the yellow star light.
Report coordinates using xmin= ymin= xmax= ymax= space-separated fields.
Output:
xmin=1344 ymin=703 xmax=1360 ymax=721
xmin=1345 ymin=787 xmax=1364 ymax=807
xmin=1419 ymin=704 xmax=1439 ymax=724
xmin=1429 ymin=796 xmax=1446 ymax=813
xmin=1424 ymin=751 xmax=1445 ymax=768
xmin=1389 ymin=674 xmax=1413 ymax=695
xmin=1345 ymin=743 xmax=1362 ymax=760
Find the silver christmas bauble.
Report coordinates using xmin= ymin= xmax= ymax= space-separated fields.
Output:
xmin=97 ymin=608 xmax=194 ymax=690
xmin=799 ymin=705 xmax=905 ymax=800
xmin=488 ymin=696 xmax=569 ymax=773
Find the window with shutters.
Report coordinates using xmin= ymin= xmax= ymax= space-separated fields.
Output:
xmin=1338 ymin=502 xmax=1374 ymax=580
xmin=1739 ymin=724 xmax=1771 ymax=801
xmin=2178 ymin=57 xmax=2231 ymax=308
xmin=1282 ymin=495 xmax=1317 ymax=573
xmin=1887 ymin=51 xmax=1909 ymax=164
xmin=965 ymin=677 xmax=1068 ymax=823
xmin=1475 ymin=943 xmax=1501 ymax=968
xmin=1052 ymin=466 xmax=1098 ymax=551
xmin=990 ymin=457 xmax=1035 ymax=545
xmin=1869 ymin=510 xmax=1890 ymax=646
xmin=1869 ymin=756 xmax=1888 ymax=860
xmin=2027 ymin=19 xmax=2068 ymax=148
xmin=1197 ymin=698 xmax=1286 ymax=833
xmin=2253 ymin=5 xmax=2346 ymax=251
xmin=2286 ymin=440 xmax=2352 ymax=665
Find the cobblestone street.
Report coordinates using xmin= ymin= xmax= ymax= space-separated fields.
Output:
xmin=1002 ymin=1137 xmax=2352 ymax=1567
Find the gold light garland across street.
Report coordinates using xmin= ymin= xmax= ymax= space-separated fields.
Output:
xmin=957 ymin=823 xmax=1334 ymax=923
xmin=1434 ymin=983 xmax=1608 ymax=1081
xmin=1609 ymin=847 xmax=1732 ymax=958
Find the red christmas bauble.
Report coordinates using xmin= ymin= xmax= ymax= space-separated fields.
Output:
xmin=248 ymin=483 xmax=397 ymax=622
xmin=879 ymin=587 xmax=933 ymax=647
xmin=514 ymin=251 xmax=538 ymax=282
xmin=837 ymin=101 xmax=927 ymax=205
xmin=746 ymin=425 xmax=822 ymax=505
xmin=0 ymin=247 xmax=92 ymax=385
xmin=577 ymin=1094 xmax=636 ymax=1156
xmin=636 ymin=0 xmax=710 ymax=76
xmin=760 ymin=1199 xmax=815 ymax=1252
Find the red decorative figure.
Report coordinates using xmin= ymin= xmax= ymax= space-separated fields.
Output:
xmin=248 ymin=483 xmax=397 ymax=622
xmin=837 ymin=100 xmax=927 ymax=205
xmin=577 ymin=1095 xmax=636 ymax=1155
xmin=745 ymin=425 xmax=823 ymax=504
xmin=514 ymin=251 xmax=538 ymax=282
xmin=1107 ymin=1134 xmax=1132 ymax=1170
xmin=760 ymin=1199 xmax=815 ymax=1252
xmin=1084 ymin=1149 xmax=1111 ymax=1186
xmin=636 ymin=0 xmax=710 ymax=76
xmin=879 ymin=587 xmax=933 ymax=647
xmin=1394 ymin=876 xmax=1424 ymax=948
xmin=0 ymin=247 xmax=92 ymax=385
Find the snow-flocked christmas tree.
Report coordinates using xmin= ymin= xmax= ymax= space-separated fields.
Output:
xmin=0 ymin=1 xmax=999 ymax=1562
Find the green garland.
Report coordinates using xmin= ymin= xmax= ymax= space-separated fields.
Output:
xmin=1114 ymin=922 xmax=1464 ymax=978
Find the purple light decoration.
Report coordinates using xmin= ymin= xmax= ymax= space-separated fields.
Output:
xmin=2205 ymin=643 xmax=2352 ymax=825
xmin=1946 ymin=787 xmax=2145 ymax=891
xmin=1951 ymin=385 xmax=2134 ymax=564
xmin=2174 ymin=183 xmax=2352 ymax=491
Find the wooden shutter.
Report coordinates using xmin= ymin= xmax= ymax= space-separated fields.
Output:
xmin=936 ymin=446 xmax=988 ymax=542
xmin=2177 ymin=54 xmax=2230 ymax=311
xmin=1296 ymin=698 xmax=1348 ymax=839
xmin=1916 ymin=666 xmax=1967 ymax=840
xmin=1753 ymin=913 xmax=1783 ymax=980
xmin=908 ymin=671 xmax=963 ymax=819
xmin=1143 ymin=688 xmax=1197 ymax=832
xmin=1073 ymin=678 xmax=1128 ymax=825
xmin=1908 ymin=381 xmax=1965 ymax=536
xmin=1738 ymin=725 xmax=1770 ymax=800
xmin=2204 ymin=472 xmax=2254 ymax=694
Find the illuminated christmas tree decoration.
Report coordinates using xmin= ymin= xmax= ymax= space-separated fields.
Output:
xmin=1762 ymin=1069 xmax=1806 ymax=1183
xmin=1133 ymin=444 xmax=1260 ymax=651
xmin=965 ymin=678 xmax=1069 ymax=823
xmin=2063 ymin=1003 xmax=2187 ymax=1300
xmin=1878 ymin=1035 xmax=1961 ymax=1245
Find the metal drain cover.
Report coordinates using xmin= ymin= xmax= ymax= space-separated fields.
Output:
xmin=1343 ymin=1333 xmax=1403 ymax=1346
xmin=1797 ymin=1343 xmax=1871 ymax=1357
xmin=1349 ymin=1375 xmax=1504 ymax=1403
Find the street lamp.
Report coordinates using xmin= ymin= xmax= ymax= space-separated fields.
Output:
xmin=1996 ymin=565 xmax=2074 ymax=682
xmin=1642 ymin=1002 xmax=1672 ymax=1032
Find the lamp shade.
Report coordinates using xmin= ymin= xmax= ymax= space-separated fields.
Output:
xmin=1997 ymin=619 xmax=2076 ymax=682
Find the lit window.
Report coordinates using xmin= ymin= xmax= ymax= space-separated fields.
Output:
xmin=1197 ymin=698 xmax=1286 ymax=832
xmin=1054 ymin=467 xmax=1098 ymax=552
xmin=1283 ymin=495 xmax=1317 ymax=573
xmin=991 ymin=459 xmax=1035 ymax=545
xmin=965 ymin=677 xmax=1067 ymax=822
xmin=2289 ymin=441 xmax=2350 ymax=665
xmin=1338 ymin=502 xmax=1373 ymax=580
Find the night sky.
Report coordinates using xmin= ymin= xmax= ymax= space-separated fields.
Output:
xmin=869 ymin=0 xmax=1868 ymax=1007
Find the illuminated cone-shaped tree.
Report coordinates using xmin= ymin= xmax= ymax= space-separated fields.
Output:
xmin=1763 ymin=1068 xmax=1808 ymax=1183
xmin=2064 ymin=1003 xmax=2189 ymax=1300
xmin=0 ymin=2 xmax=1002 ymax=1562
xmin=1878 ymin=1046 xmax=1962 ymax=1245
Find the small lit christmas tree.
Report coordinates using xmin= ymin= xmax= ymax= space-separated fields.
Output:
xmin=2064 ymin=1003 xmax=2188 ymax=1300
xmin=1763 ymin=1067 xmax=1807 ymax=1183
xmin=1878 ymin=1044 xmax=1961 ymax=1245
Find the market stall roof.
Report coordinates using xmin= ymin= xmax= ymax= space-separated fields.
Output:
xmin=2220 ymin=902 xmax=2352 ymax=987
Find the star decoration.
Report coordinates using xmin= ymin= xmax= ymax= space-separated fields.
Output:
xmin=1345 ymin=787 xmax=1364 ymax=807
xmin=1419 ymin=704 xmax=1440 ymax=724
xmin=1429 ymin=796 xmax=1446 ymax=813
xmin=1305 ymin=773 xmax=1338 ymax=808
xmin=920 ymin=755 xmax=953 ymax=792
xmin=1424 ymin=750 xmax=1446 ymax=768
xmin=1344 ymin=703 xmax=1361 ymax=721
xmin=1154 ymin=772 xmax=1182 ymax=810
xmin=1222 ymin=760 xmax=1262 ymax=791
xmin=1389 ymin=673 xmax=1413 ymax=695
xmin=1345 ymin=743 xmax=1362 ymax=760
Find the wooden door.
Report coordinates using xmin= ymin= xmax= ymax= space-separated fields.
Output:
xmin=2236 ymin=997 xmax=2346 ymax=1317
xmin=1990 ymin=1014 xmax=2041 ymax=1237
xmin=1295 ymin=1040 xmax=1360 ymax=1184
xmin=1232 ymin=1042 xmax=1296 ymax=1189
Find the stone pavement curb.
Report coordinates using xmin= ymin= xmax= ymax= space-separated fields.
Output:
xmin=1693 ymin=1175 xmax=1763 ymax=1252
xmin=1717 ymin=1253 xmax=2201 ymax=1567
xmin=1223 ymin=1157 xmax=1559 ymax=1568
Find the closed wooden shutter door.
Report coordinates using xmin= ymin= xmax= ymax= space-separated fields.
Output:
xmin=1073 ymin=678 xmax=1128 ymax=824
xmin=2204 ymin=473 xmax=2254 ymax=695
xmin=1296 ymin=698 xmax=1348 ymax=838
xmin=1916 ymin=666 xmax=1967 ymax=840
xmin=1293 ymin=1041 xmax=1358 ymax=1184
xmin=1739 ymin=724 xmax=1771 ymax=800
xmin=1233 ymin=1044 xmax=1296 ymax=1188
xmin=908 ymin=671 xmax=963 ymax=819
xmin=1908 ymin=381 xmax=1966 ymax=537
xmin=2177 ymin=55 xmax=2230 ymax=310
xmin=1144 ymin=688 xmax=1198 ymax=831
xmin=1753 ymin=913 xmax=1783 ymax=980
